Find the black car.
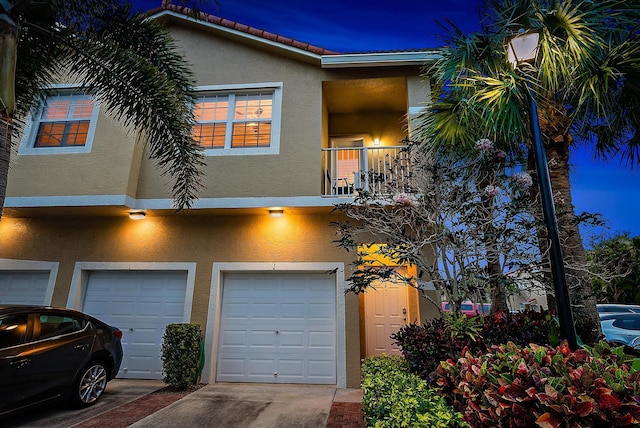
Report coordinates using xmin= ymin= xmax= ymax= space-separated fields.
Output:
xmin=0 ymin=306 xmax=123 ymax=417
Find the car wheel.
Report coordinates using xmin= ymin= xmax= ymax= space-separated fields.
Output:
xmin=71 ymin=360 xmax=109 ymax=407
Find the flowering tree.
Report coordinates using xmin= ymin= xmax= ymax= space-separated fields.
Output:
xmin=333 ymin=139 xmax=544 ymax=314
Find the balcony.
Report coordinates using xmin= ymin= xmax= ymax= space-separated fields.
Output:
xmin=321 ymin=146 xmax=410 ymax=197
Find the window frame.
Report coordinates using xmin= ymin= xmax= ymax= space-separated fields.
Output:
xmin=18 ymin=84 xmax=101 ymax=155
xmin=193 ymin=82 xmax=283 ymax=156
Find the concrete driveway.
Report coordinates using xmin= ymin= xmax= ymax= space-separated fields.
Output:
xmin=130 ymin=383 xmax=344 ymax=428
xmin=1 ymin=379 xmax=164 ymax=428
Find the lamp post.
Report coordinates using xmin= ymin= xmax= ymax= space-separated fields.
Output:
xmin=507 ymin=31 xmax=579 ymax=350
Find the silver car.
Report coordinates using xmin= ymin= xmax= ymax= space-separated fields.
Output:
xmin=597 ymin=304 xmax=640 ymax=314
xmin=599 ymin=313 xmax=640 ymax=349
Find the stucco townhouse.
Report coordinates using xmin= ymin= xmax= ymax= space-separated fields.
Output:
xmin=0 ymin=3 xmax=440 ymax=388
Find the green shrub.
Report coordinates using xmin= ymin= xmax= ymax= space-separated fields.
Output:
xmin=435 ymin=341 xmax=640 ymax=427
xmin=392 ymin=309 xmax=557 ymax=380
xmin=160 ymin=323 xmax=203 ymax=390
xmin=361 ymin=355 xmax=469 ymax=427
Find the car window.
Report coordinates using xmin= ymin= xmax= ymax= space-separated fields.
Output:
xmin=461 ymin=304 xmax=473 ymax=311
xmin=38 ymin=314 xmax=86 ymax=340
xmin=0 ymin=315 xmax=28 ymax=348
xmin=443 ymin=303 xmax=450 ymax=311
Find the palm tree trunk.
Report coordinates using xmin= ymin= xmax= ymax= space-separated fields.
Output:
xmin=544 ymin=139 xmax=601 ymax=344
xmin=0 ymin=16 xmax=18 ymax=220
xmin=0 ymin=116 xmax=10 ymax=217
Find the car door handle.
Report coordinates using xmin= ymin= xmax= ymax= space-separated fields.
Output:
xmin=74 ymin=344 xmax=90 ymax=351
xmin=10 ymin=359 xmax=30 ymax=369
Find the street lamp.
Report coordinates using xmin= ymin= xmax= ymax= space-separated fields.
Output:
xmin=507 ymin=31 xmax=579 ymax=350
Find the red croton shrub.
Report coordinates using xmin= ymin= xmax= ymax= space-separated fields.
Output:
xmin=435 ymin=341 xmax=640 ymax=427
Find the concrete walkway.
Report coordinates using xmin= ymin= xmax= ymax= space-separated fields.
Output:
xmin=2 ymin=379 xmax=164 ymax=428
xmin=130 ymin=384 xmax=362 ymax=428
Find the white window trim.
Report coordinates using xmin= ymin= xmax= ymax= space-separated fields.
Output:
xmin=195 ymin=82 xmax=283 ymax=156
xmin=18 ymin=84 xmax=101 ymax=155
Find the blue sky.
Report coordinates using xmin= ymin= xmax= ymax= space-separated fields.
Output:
xmin=137 ymin=0 xmax=640 ymax=240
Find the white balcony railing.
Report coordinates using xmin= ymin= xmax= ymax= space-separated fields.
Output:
xmin=321 ymin=146 xmax=410 ymax=197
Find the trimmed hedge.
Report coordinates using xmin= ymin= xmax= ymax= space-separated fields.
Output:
xmin=160 ymin=323 xmax=203 ymax=390
xmin=361 ymin=355 xmax=469 ymax=427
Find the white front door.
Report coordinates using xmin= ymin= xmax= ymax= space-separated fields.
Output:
xmin=365 ymin=280 xmax=408 ymax=356
xmin=0 ymin=271 xmax=49 ymax=305
xmin=82 ymin=270 xmax=188 ymax=379
xmin=217 ymin=272 xmax=336 ymax=384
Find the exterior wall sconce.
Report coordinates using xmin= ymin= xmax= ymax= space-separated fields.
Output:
xmin=373 ymin=138 xmax=380 ymax=146
xmin=129 ymin=211 xmax=146 ymax=220
xmin=269 ymin=209 xmax=284 ymax=218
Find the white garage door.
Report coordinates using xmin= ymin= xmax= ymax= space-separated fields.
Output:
xmin=0 ymin=271 xmax=49 ymax=305
xmin=217 ymin=272 xmax=336 ymax=384
xmin=82 ymin=270 xmax=187 ymax=380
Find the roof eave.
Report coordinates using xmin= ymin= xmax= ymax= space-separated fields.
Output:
xmin=149 ymin=10 xmax=325 ymax=64
xmin=321 ymin=52 xmax=441 ymax=68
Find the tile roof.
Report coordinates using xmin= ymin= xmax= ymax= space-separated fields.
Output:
xmin=148 ymin=1 xmax=341 ymax=56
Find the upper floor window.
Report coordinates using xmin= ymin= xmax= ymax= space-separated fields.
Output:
xmin=19 ymin=87 xmax=100 ymax=155
xmin=192 ymin=83 xmax=282 ymax=156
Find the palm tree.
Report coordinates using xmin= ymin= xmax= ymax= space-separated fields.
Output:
xmin=0 ymin=0 xmax=206 ymax=219
xmin=416 ymin=0 xmax=640 ymax=342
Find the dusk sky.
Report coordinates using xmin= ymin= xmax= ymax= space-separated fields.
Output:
xmin=136 ymin=0 xmax=640 ymax=241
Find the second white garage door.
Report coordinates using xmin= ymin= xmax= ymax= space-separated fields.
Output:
xmin=82 ymin=270 xmax=188 ymax=380
xmin=217 ymin=272 xmax=336 ymax=384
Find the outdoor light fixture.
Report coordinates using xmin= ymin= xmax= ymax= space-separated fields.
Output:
xmin=507 ymin=31 xmax=539 ymax=67
xmin=373 ymin=138 xmax=381 ymax=146
xmin=269 ymin=209 xmax=284 ymax=218
xmin=508 ymin=31 xmax=578 ymax=349
xmin=129 ymin=211 xmax=146 ymax=220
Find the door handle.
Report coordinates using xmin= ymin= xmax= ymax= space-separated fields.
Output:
xmin=74 ymin=344 xmax=89 ymax=351
xmin=10 ymin=359 xmax=30 ymax=369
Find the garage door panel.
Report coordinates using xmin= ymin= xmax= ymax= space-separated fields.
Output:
xmin=309 ymin=303 xmax=334 ymax=319
xmin=0 ymin=271 xmax=49 ymax=305
xmin=279 ymin=330 xmax=305 ymax=347
xmin=217 ymin=272 xmax=336 ymax=384
xmin=249 ymin=330 xmax=278 ymax=348
xmin=280 ymin=303 xmax=305 ymax=319
xmin=253 ymin=303 xmax=278 ymax=318
xmin=309 ymin=331 xmax=334 ymax=348
xmin=83 ymin=270 xmax=187 ymax=380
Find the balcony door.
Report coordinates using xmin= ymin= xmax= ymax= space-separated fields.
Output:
xmin=329 ymin=136 xmax=364 ymax=195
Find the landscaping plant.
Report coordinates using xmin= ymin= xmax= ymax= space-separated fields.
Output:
xmin=435 ymin=341 xmax=640 ymax=427
xmin=361 ymin=355 xmax=469 ymax=427
xmin=161 ymin=323 xmax=203 ymax=390
xmin=393 ymin=309 xmax=557 ymax=380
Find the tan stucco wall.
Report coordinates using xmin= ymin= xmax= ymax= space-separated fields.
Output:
xmin=7 ymin=111 xmax=137 ymax=198
xmin=0 ymin=209 xmax=362 ymax=387
xmin=134 ymin=24 xmax=327 ymax=200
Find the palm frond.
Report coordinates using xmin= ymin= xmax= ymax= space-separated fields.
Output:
xmin=64 ymin=17 xmax=204 ymax=208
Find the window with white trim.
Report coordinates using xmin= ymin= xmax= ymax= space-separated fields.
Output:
xmin=19 ymin=89 xmax=100 ymax=155
xmin=192 ymin=84 xmax=282 ymax=155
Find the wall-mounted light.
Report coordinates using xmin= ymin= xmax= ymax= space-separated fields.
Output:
xmin=373 ymin=138 xmax=380 ymax=146
xmin=269 ymin=209 xmax=284 ymax=218
xmin=129 ymin=211 xmax=146 ymax=220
